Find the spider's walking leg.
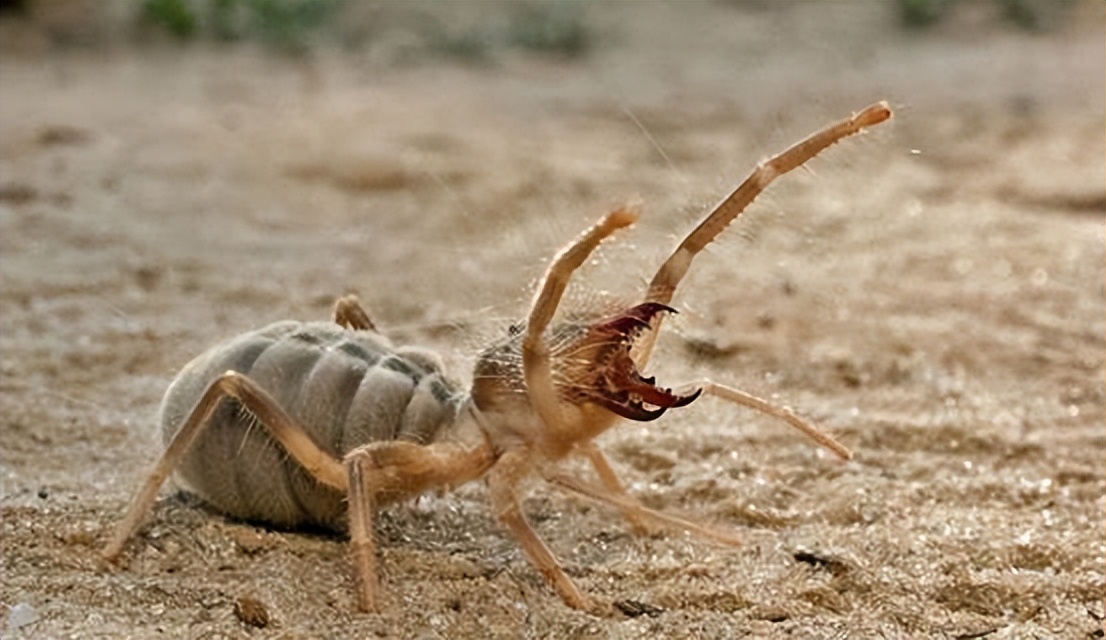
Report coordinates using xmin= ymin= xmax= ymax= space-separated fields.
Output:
xmin=334 ymin=294 xmax=378 ymax=332
xmin=345 ymin=440 xmax=495 ymax=611
xmin=102 ymin=372 xmax=347 ymax=561
xmin=487 ymin=448 xmax=594 ymax=612
xmin=577 ymin=442 xmax=651 ymax=534
xmin=543 ymin=469 xmax=742 ymax=546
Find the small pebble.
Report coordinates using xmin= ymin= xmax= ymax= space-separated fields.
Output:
xmin=233 ymin=595 xmax=270 ymax=628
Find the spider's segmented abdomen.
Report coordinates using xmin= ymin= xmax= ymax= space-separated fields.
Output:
xmin=158 ymin=320 xmax=462 ymax=530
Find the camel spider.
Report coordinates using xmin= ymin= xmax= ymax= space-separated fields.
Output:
xmin=102 ymin=101 xmax=892 ymax=613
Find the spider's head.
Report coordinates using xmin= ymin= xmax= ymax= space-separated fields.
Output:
xmin=555 ymin=302 xmax=701 ymax=422
xmin=472 ymin=301 xmax=700 ymax=430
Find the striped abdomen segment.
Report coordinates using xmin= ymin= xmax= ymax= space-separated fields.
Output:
xmin=158 ymin=320 xmax=462 ymax=530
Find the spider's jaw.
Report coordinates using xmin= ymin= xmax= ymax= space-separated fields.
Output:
xmin=564 ymin=302 xmax=701 ymax=422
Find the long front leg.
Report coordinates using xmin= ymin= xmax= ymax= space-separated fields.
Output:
xmin=686 ymin=380 xmax=852 ymax=460
xmin=344 ymin=440 xmax=495 ymax=612
xmin=102 ymin=371 xmax=347 ymax=562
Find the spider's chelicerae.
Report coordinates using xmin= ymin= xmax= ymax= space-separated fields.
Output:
xmin=103 ymin=102 xmax=892 ymax=613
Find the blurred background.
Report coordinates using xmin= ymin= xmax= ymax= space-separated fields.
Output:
xmin=0 ymin=0 xmax=1088 ymax=54
xmin=1 ymin=1 xmax=1102 ymax=638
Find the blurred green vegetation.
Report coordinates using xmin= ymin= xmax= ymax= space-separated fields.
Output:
xmin=422 ymin=2 xmax=591 ymax=61
xmin=0 ymin=0 xmax=1082 ymax=57
xmin=142 ymin=0 xmax=195 ymax=38
xmin=139 ymin=0 xmax=590 ymax=57
xmin=142 ymin=0 xmax=343 ymax=52
xmin=898 ymin=0 xmax=1075 ymax=31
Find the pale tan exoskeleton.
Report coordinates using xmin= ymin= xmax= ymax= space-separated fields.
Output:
xmin=102 ymin=102 xmax=892 ymax=613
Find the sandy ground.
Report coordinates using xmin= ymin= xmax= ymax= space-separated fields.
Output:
xmin=1 ymin=2 xmax=1104 ymax=638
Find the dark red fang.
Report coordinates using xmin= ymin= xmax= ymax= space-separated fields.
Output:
xmin=594 ymin=302 xmax=677 ymax=336
xmin=598 ymin=386 xmax=702 ymax=422
xmin=584 ymin=301 xmax=702 ymax=422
